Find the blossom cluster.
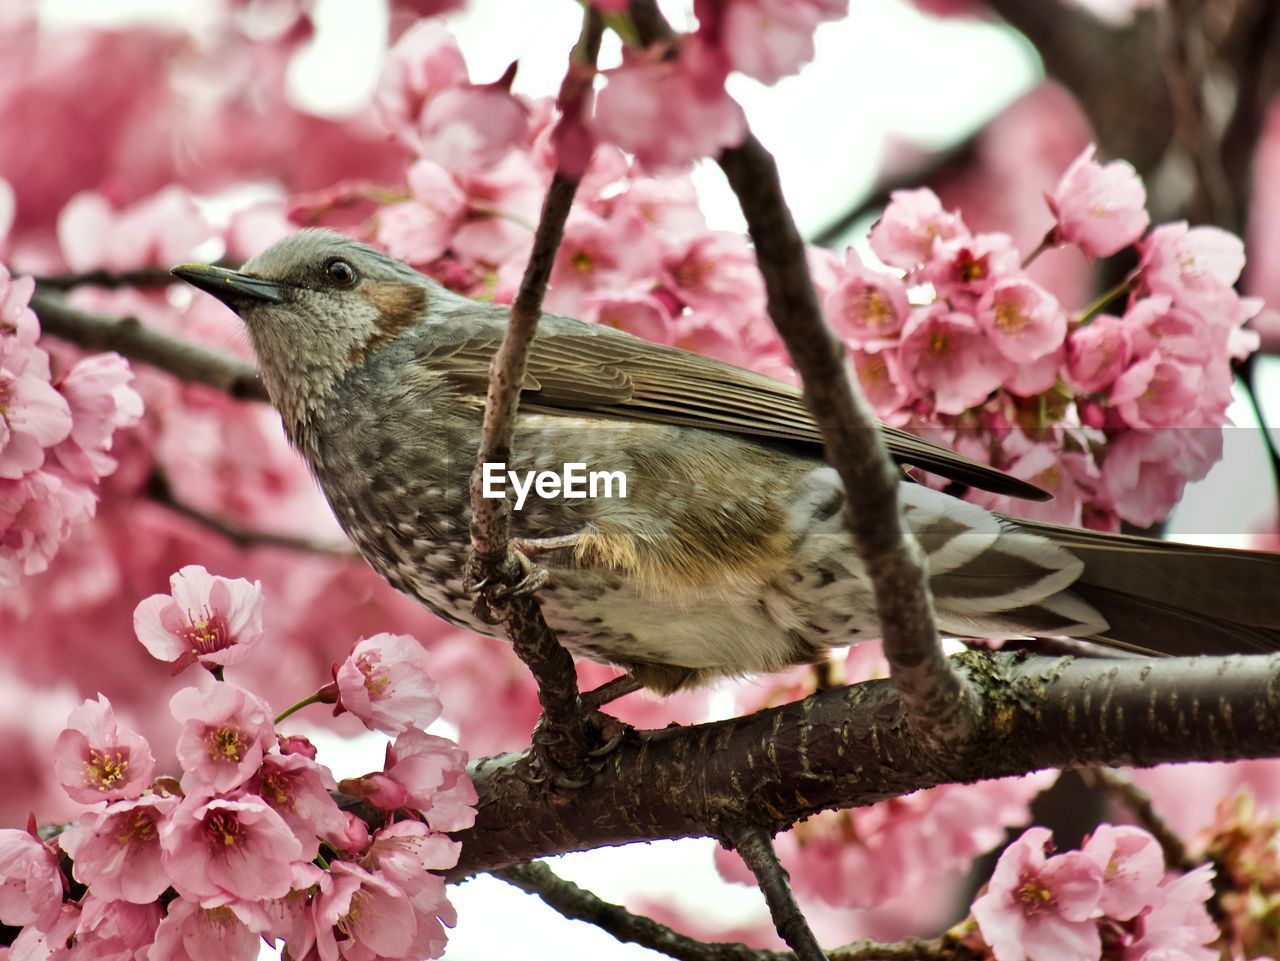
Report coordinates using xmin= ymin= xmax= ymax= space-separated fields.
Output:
xmin=969 ymin=824 xmax=1218 ymax=961
xmin=0 ymin=266 xmax=141 ymax=588
xmin=0 ymin=565 xmax=475 ymax=961
xmin=833 ymin=147 xmax=1259 ymax=528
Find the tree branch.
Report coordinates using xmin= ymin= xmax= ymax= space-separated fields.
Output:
xmin=721 ymin=823 xmax=825 ymax=961
xmin=465 ymin=7 xmax=604 ymax=779
xmin=30 ymin=287 xmax=268 ymax=402
xmin=494 ymin=860 xmax=973 ymax=961
xmin=450 ymin=651 xmax=1280 ymax=878
xmin=715 ymin=133 xmax=974 ymax=749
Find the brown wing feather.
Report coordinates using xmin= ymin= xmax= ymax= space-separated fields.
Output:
xmin=419 ymin=318 xmax=1050 ymax=501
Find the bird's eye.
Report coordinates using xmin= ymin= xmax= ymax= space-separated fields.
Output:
xmin=325 ymin=258 xmax=357 ymax=287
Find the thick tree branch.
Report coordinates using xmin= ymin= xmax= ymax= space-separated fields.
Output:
xmin=722 ymin=823 xmax=825 ymax=961
xmin=30 ymin=287 xmax=268 ymax=401
xmin=715 ymin=132 xmax=974 ymax=749
xmin=450 ymin=651 xmax=1280 ymax=877
xmin=494 ymin=860 xmax=974 ymax=961
xmin=465 ymin=8 xmax=604 ymax=778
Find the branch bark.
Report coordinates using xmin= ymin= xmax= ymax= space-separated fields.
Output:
xmin=722 ymin=823 xmax=826 ymax=961
xmin=30 ymin=287 xmax=268 ymax=401
xmin=465 ymin=8 xmax=604 ymax=779
xmin=715 ymin=132 xmax=975 ymax=750
xmin=450 ymin=651 xmax=1280 ymax=878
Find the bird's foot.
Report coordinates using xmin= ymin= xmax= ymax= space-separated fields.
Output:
xmin=511 ymin=533 xmax=582 ymax=557
xmin=517 ymin=707 xmax=632 ymax=790
xmin=465 ymin=548 xmax=551 ymax=623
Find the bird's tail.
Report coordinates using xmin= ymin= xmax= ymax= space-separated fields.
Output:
xmin=1011 ymin=519 xmax=1280 ymax=656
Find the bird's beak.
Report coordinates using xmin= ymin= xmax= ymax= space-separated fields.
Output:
xmin=170 ymin=264 xmax=285 ymax=306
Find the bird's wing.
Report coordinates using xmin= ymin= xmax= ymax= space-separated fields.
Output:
xmin=416 ymin=313 xmax=1049 ymax=501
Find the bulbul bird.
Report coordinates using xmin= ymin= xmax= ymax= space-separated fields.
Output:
xmin=173 ymin=229 xmax=1280 ymax=694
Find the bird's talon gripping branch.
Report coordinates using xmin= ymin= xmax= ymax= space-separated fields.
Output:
xmin=490 ymin=550 xmax=552 ymax=599
xmin=511 ymin=534 xmax=582 ymax=556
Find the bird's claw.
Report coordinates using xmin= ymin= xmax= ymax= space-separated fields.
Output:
xmin=465 ymin=548 xmax=551 ymax=622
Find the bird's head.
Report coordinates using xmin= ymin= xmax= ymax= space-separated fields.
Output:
xmin=172 ymin=229 xmax=433 ymax=434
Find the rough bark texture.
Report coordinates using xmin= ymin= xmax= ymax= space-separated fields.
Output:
xmin=449 ymin=651 xmax=1280 ymax=878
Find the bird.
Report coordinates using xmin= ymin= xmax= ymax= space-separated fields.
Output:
xmin=172 ymin=229 xmax=1280 ymax=695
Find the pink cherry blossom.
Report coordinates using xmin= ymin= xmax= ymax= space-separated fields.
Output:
xmin=9 ymin=901 xmax=79 ymax=961
xmin=53 ymin=693 xmax=155 ymax=803
xmin=977 ymin=278 xmax=1067 ymax=362
xmin=277 ymin=733 xmax=319 ymax=759
xmin=169 ymin=682 xmax=275 ymax=794
xmin=592 ymin=40 xmax=747 ymax=171
xmin=1066 ymin=314 xmax=1131 ymax=392
xmin=365 ymin=821 xmax=462 ymax=956
xmin=0 ymin=827 xmax=62 ymax=929
xmin=665 ymin=232 xmax=764 ymax=314
xmin=1141 ymin=222 xmax=1245 ymax=307
xmin=340 ymin=729 xmax=476 ymax=831
xmin=720 ymin=0 xmax=848 ymax=85
xmin=922 ymin=233 xmax=1021 ymax=301
xmin=49 ymin=352 xmax=142 ymax=484
xmin=248 ymin=752 xmax=347 ymax=859
xmin=850 ymin=346 xmax=909 ymax=419
xmin=1047 ymin=144 xmax=1149 ymax=258
xmin=1123 ymin=864 xmax=1218 ymax=961
xmin=972 ymin=826 xmax=1103 ymax=961
xmin=1081 ymin=824 xmax=1163 ymax=921
xmin=313 ymin=862 xmax=418 ymax=961
xmin=134 ymin=565 xmax=265 ymax=672
xmin=584 ymin=287 xmax=677 ymax=344
xmin=75 ymin=896 xmax=162 ymax=961
xmin=1108 ymin=352 xmax=1202 ymax=429
xmin=231 ymin=862 xmax=323 ymax=960
xmin=375 ymin=160 xmax=466 ymax=265
xmin=161 ymin=794 xmax=302 ymax=903
xmin=899 ymin=307 xmax=1012 ymax=414
xmin=0 ymin=363 xmax=73 ymax=480
xmin=58 ymin=794 xmax=177 ymax=904
xmin=0 ymin=269 xmax=38 ymax=372
xmin=1098 ymin=429 xmax=1220 ymax=528
xmin=335 ymin=632 xmax=441 ymax=736
xmin=868 ymin=188 xmax=967 ymax=269
xmin=148 ymin=898 xmax=260 ymax=961
xmin=826 ymin=255 xmax=911 ymax=344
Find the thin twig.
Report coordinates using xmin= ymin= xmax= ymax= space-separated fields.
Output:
xmin=465 ymin=7 xmax=604 ymax=778
xmin=721 ymin=823 xmax=825 ymax=961
xmin=495 ymin=860 xmax=974 ymax=961
xmin=147 ymin=471 xmax=355 ymax=557
xmin=30 ymin=287 xmax=268 ymax=402
xmin=718 ymin=145 xmax=973 ymax=744
xmin=495 ymin=860 xmax=785 ymax=961
xmin=626 ymin=0 xmax=975 ymax=752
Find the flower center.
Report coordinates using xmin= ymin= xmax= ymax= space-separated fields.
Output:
xmin=206 ymin=726 xmax=248 ymax=765
xmin=852 ymin=287 xmax=894 ymax=328
xmin=85 ymin=747 xmax=129 ymax=791
xmin=570 ymin=250 xmax=594 ymax=274
xmin=180 ymin=608 xmax=232 ymax=655
xmin=118 ymin=810 xmax=158 ymax=847
xmin=357 ymin=652 xmax=391 ymax=699
xmin=1018 ymin=880 xmax=1054 ymax=914
xmin=994 ymin=300 xmax=1027 ymax=333
xmin=204 ymin=809 xmax=244 ymax=848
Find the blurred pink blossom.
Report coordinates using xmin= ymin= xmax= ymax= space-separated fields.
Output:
xmin=56 ymin=186 xmax=214 ymax=273
xmin=0 ymin=827 xmax=62 ymax=929
xmin=1047 ymin=144 xmax=1149 ymax=259
xmin=899 ymin=307 xmax=1012 ymax=414
xmin=720 ymin=0 xmax=848 ymax=85
xmin=593 ymin=40 xmax=747 ymax=171
xmin=49 ymin=352 xmax=142 ymax=484
xmin=1065 ymin=313 xmax=1131 ymax=392
xmin=868 ymin=187 xmax=966 ymax=269
xmin=977 ymin=278 xmax=1067 ymax=362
